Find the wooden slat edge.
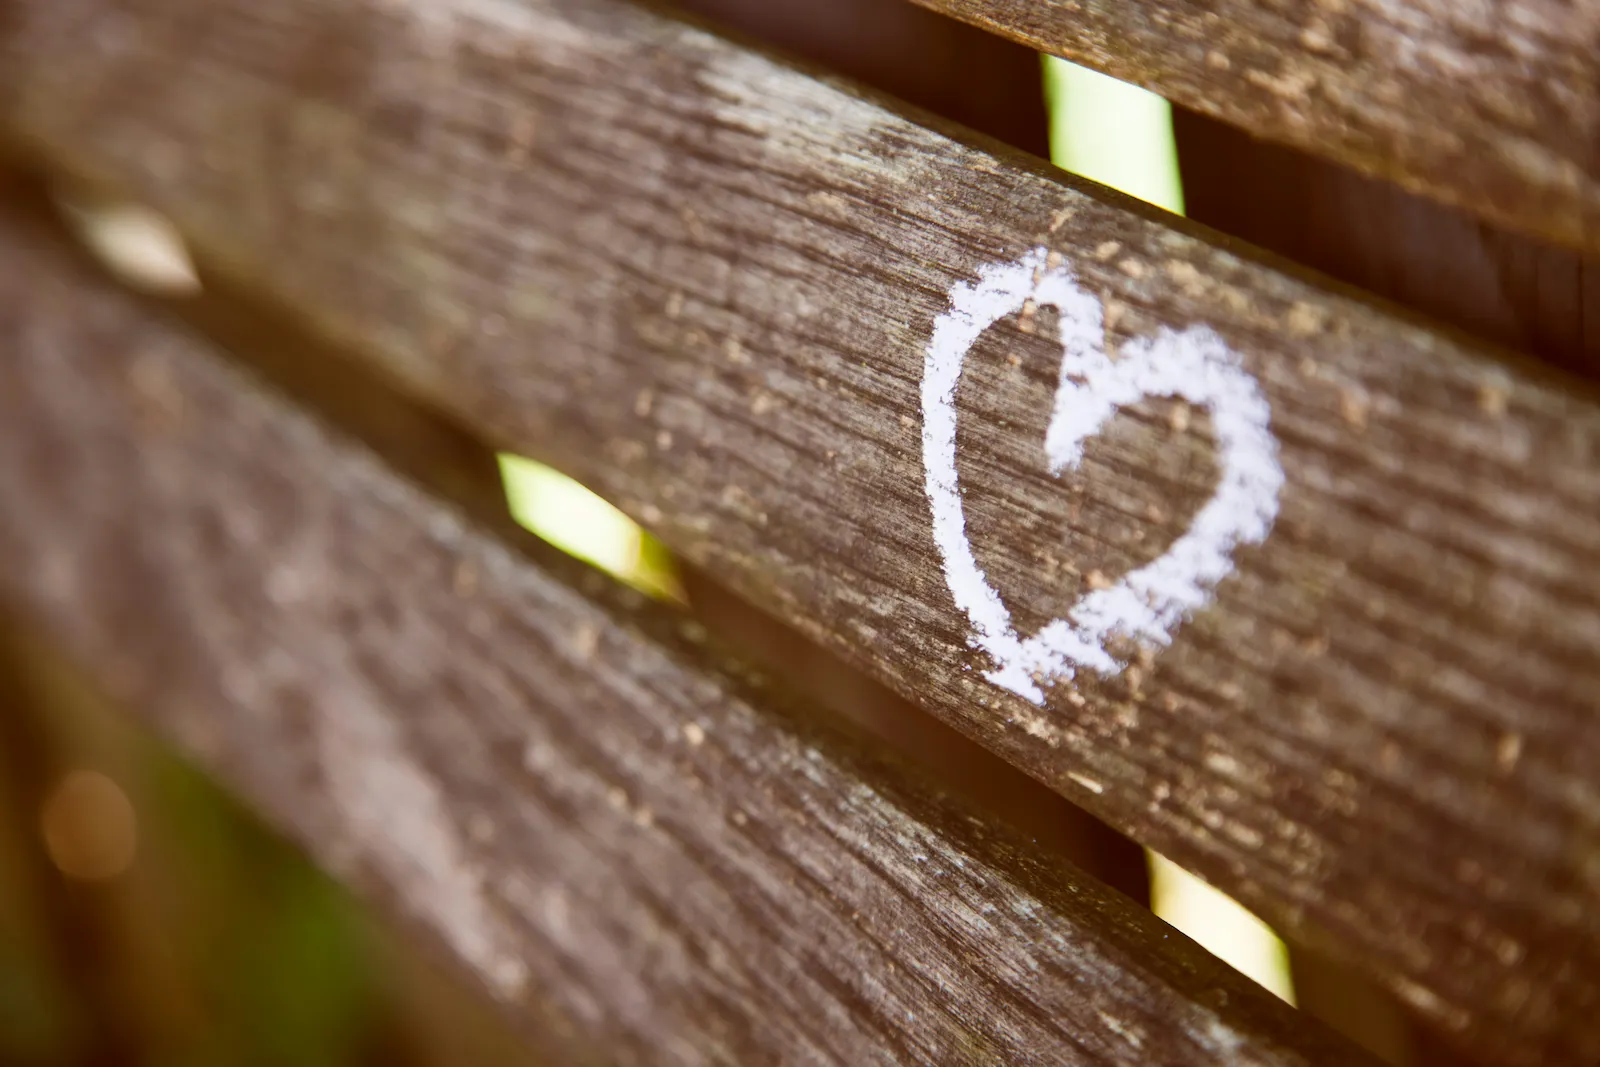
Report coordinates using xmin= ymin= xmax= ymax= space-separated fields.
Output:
xmin=0 ymin=212 xmax=1379 ymax=1066
xmin=3 ymin=1 xmax=1597 ymax=1061
xmin=906 ymin=0 xmax=1600 ymax=254
xmin=1167 ymin=108 xmax=1600 ymax=382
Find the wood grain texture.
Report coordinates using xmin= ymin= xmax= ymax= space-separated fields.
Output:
xmin=0 ymin=217 xmax=1381 ymax=1067
xmin=3 ymin=1 xmax=1598 ymax=1061
xmin=909 ymin=0 xmax=1600 ymax=255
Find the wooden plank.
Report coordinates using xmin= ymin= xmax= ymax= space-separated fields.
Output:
xmin=0 ymin=215 xmax=1381 ymax=1067
xmin=906 ymin=0 xmax=1600 ymax=254
xmin=3 ymin=1 xmax=1598 ymax=1060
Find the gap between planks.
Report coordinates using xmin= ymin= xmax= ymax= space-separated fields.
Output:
xmin=906 ymin=0 xmax=1600 ymax=255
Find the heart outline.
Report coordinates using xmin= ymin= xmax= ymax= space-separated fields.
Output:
xmin=921 ymin=247 xmax=1284 ymax=704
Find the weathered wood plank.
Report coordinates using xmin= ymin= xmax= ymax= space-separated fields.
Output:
xmin=3 ymin=1 xmax=1598 ymax=1061
xmin=0 ymin=214 xmax=1381 ymax=1067
xmin=908 ymin=0 xmax=1600 ymax=254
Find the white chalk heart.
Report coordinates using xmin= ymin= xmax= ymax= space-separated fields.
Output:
xmin=921 ymin=248 xmax=1284 ymax=704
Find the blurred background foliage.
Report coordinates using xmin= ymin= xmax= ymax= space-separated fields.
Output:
xmin=0 ymin=632 xmax=532 ymax=1067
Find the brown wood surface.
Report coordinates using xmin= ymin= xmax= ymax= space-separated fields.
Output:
xmin=910 ymin=0 xmax=1600 ymax=255
xmin=0 ymin=215 xmax=1381 ymax=1067
xmin=4 ymin=1 xmax=1598 ymax=1061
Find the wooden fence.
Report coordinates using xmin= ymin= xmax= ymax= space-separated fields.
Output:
xmin=2 ymin=0 xmax=1596 ymax=1063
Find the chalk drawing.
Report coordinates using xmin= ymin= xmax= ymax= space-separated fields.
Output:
xmin=921 ymin=247 xmax=1283 ymax=704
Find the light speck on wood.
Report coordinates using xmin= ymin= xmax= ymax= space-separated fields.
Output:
xmin=0 ymin=216 xmax=1379 ymax=1067
xmin=3 ymin=1 xmax=1598 ymax=1061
